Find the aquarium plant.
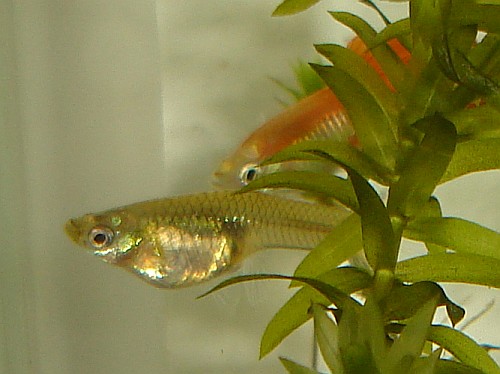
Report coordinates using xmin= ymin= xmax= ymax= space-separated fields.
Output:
xmin=201 ymin=0 xmax=500 ymax=372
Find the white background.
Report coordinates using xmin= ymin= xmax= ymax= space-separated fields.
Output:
xmin=1 ymin=1 xmax=498 ymax=373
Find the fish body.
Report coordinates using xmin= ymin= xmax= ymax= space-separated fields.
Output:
xmin=212 ymin=37 xmax=411 ymax=190
xmin=65 ymin=191 xmax=350 ymax=288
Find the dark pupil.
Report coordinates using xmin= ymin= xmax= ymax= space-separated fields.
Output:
xmin=93 ymin=233 xmax=107 ymax=245
xmin=245 ymin=168 xmax=256 ymax=182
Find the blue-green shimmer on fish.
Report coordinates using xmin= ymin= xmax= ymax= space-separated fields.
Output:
xmin=65 ymin=191 xmax=350 ymax=288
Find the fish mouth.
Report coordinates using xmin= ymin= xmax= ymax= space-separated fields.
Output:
xmin=64 ymin=219 xmax=81 ymax=243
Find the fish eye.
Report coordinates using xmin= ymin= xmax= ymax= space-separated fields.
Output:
xmin=88 ymin=226 xmax=114 ymax=248
xmin=240 ymin=164 xmax=259 ymax=185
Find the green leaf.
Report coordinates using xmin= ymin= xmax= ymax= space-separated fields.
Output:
xmin=279 ymin=357 xmax=322 ymax=374
xmin=373 ymin=18 xmax=412 ymax=48
xmin=435 ymin=39 xmax=500 ymax=97
xmin=388 ymin=114 xmax=457 ymax=218
xmin=449 ymin=3 xmax=500 ymax=34
xmin=270 ymin=77 xmax=304 ymax=103
xmin=395 ymin=253 xmax=500 ymax=288
xmin=387 ymin=324 xmax=488 ymax=373
xmin=440 ymin=138 xmax=500 ymax=183
xmin=383 ymin=296 xmax=439 ymax=373
xmin=361 ymin=294 xmax=388 ymax=371
xmin=292 ymin=61 xmax=326 ymax=97
xmin=401 ymin=58 xmax=456 ymax=126
xmin=260 ymin=268 xmax=371 ymax=358
xmin=383 ymin=281 xmax=465 ymax=326
xmin=428 ymin=325 xmax=500 ymax=374
xmin=293 ymin=214 xmax=363 ymax=280
xmin=475 ymin=0 xmax=500 ymax=5
xmin=468 ymin=34 xmax=500 ymax=78
xmin=404 ymin=217 xmax=500 ymax=260
xmin=312 ymin=304 xmax=343 ymax=373
xmin=329 ymin=11 xmax=376 ymax=40
xmin=261 ymin=139 xmax=392 ymax=184
xmin=315 ymin=44 xmax=400 ymax=123
xmin=348 ymin=168 xmax=397 ymax=271
xmin=434 ymin=359 xmax=485 ymax=374
xmin=241 ymin=170 xmax=359 ymax=212
xmin=431 ymin=26 xmax=477 ymax=84
xmin=312 ymin=64 xmax=399 ymax=171
xmin=198 ymin=273 xmax=359 ymax=310
xmin=455 ymin=49 xmax=500 ymax=96
xmin=446 ymin=104 xmax=500 ymax=140
xmin=271 ymin=61 xmax=325 ymax=102
xmin=272 ymin=0 xmax=321 ymax=16
xmin=410 ymin=0 xmax=446 ymax=47
xmin=415 ymin=197 xmax=447 ymax=254
xmin=409 ymin=348 xmax=442 ymax=374
xmin=259 ymin=145 xmax=326 ymax=165
xmin=329 ymin=11 xmax=411 ymax=93
xmin=337 ymin=300 xmax=380 ymax=373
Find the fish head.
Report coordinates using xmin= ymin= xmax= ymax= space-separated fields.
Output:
xmin=65 ymin=203 xmax=237 ymax=289
xmin=65 ymin=209 xmax=142 ymax=265
xmin=212 ymin=143 xmax=275 ymax=190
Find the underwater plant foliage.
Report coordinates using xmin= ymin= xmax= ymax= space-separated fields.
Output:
xmin=201 ymin=0 xmax=500 ymax=372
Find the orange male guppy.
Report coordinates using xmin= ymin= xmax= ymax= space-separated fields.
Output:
xmin=65 ymin=191 xmax=350 ymax=288
xmin=212 ymin=37 xmax=411 ymax=190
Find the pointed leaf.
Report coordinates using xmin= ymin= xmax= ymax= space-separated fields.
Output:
xmin=449 ymin=3 xmax=500 ymax=34
xmin=409 ymin=348 xmax=442 ymax=374
xmin=440 ymin=138 xmax=500 ymax=183
xmin=437 ymin=42 xmax=500 ymax=97
xmin=395 ymin=253 xmax=500 ymax=288
xmin=329 ymin=11 xmax=411 ymax=92
xmin=293 ymin=214 xmax=363 ymax=280
xmin=361 ymin=294 xmax=388 ymax=371
xmin=198 ymin=273 xmax=359 ymax=310
xmin=431 ymin=25 xmax=478 ymax=87
xmin=434 ymin=359 xmax=485 ymax=374
xmin=454 ymin=50 xmax=500 ymax=96
xmin=373 ymin=18 xmax=412 ymax=48
xmin=382 ymin=281 xmax=440 ymax=321
xmin=337 ymin=301 xmax=379 ymax=373
xmin=241 ymin=170 xmax=359 ymax=212
xmin=348 ymin=168 xmax=397 ymax=271
xmin=445 ymin=104 xmax=500 ymax=140
xmin=410 ymin=0 xmax=446 ymax=48
xmin=260 ymin=145 xmax=325 ymax=165
xmin=428 ymin=325 xmax=500 ymax=374
xmin=384 ymin=296 xmax=439 ymax=373
xmin=292 ymin=61 xmax=326 ymax=97
xmin=315 ymin=44 xmax=400 ymax=122
xmin=260 ymin=268 xmax=371 ymax=358
xmin=415 ymin=197 xmax=446 ymax=254
xmin=261 ymin=139 xmax=392 ymax=184
xmin=312 ymin=64 xmax=398 ymax=171
xmin=468 ymin=34 xmax=500 ymax=77
xmin=388 ymin=114 xmax=457 ymax=218
xmin=329 ymin=12 xmax=377 ymax=41
xmin=404 ymin=217 xmax=500 ymax=260
xmin=312 ymin=304 xmax=343 ymax=373
xmin=383 ymin=281 xmax=465 ymax=326
xmin=272 ymin=0 xmax=321 ymax=16
xmin=401 ymin=58 xmax=456 ymax=125
xmin=279 ymin=357 xmax=322 ymax=374
xmin=270 ymin=77 xmax=303 ymax=103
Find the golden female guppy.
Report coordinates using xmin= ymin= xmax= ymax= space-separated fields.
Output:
xmin=65 ymin=191 xmax=350 ymax=288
